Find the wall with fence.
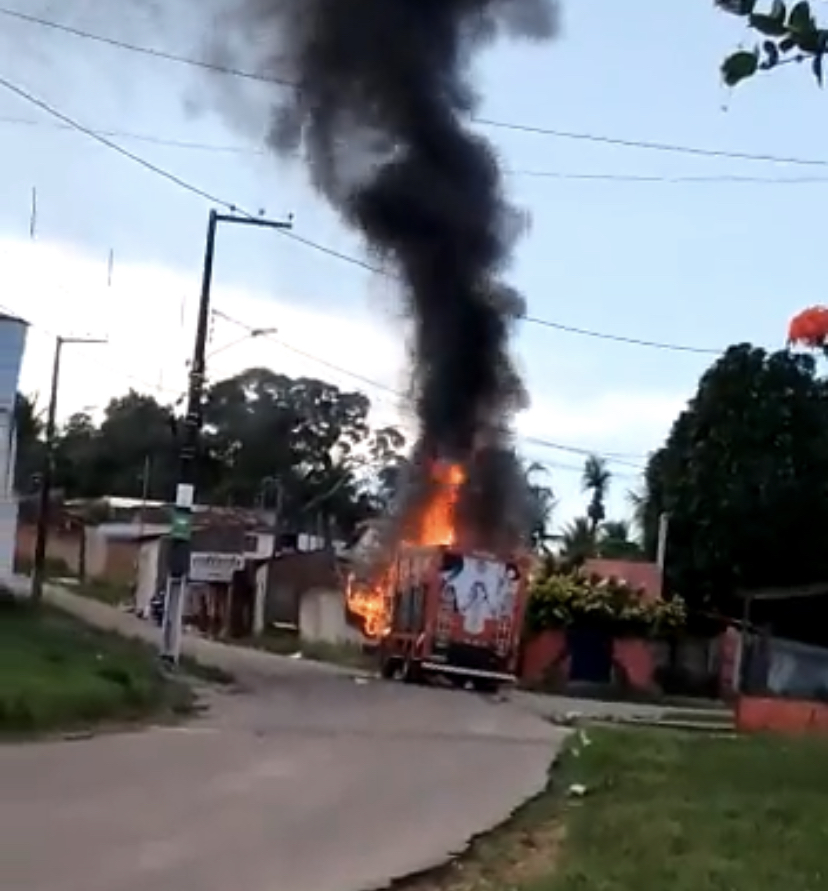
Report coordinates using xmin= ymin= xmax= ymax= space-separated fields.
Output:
xmin=741 ymin=632 xmax=828 ymax=701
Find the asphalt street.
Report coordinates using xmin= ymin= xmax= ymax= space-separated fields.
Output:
xmin=1 ymin=670 xmax=566 ymax=891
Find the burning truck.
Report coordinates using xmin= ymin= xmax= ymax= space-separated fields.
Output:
xmin=347 ymin=461 xmax=531 ymax=692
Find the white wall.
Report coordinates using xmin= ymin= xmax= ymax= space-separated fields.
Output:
xmin=135 ymin=538 xmax=162 ymax=616
xmin=299 ymin=587 xmax=364 ymax=647
xmin=0 ymin=315 xmax=27 ymax=579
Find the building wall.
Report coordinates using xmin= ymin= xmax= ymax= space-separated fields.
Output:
xmin=0 ymin=315 xmax=27 ymax=579
xmin=582 ymin=558 xmax=663 ymax=604
xmin=15 ymin=521 xmax=83 ymax=574
xmin=135 ymin=538 xmax=163 ymax=615
xmin=299 ymin=587 xmax=364 ymax=647
xmin=736 ymin=695 xmax=828 ymax=734
xmin=263 ymin=550 xmax=341 ymax=627
xmin=102 ymin=539 xmax=142 ymax=584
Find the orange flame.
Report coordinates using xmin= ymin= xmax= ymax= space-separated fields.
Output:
xmin=788 ymin=306 xmax=828 ymax=349
xmin=346 ymin=461 xmax=464 ymax=639
xmin=413 ymin=461 xmax=464 ymax=547
xmin=346 ymin=573 xmax=391 ymax=638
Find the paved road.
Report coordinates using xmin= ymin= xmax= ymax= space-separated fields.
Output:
xmin=1 ymin=667 xmax=565 ymax=891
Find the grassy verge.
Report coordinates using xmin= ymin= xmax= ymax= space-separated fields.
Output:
xmin=397 ymin=726 xmax=828 ymax=891
xmin=251 ymin=627 xmax=375 ymax=672
xmin=75 ymin=578 xmax=132 ymax=607
xmin=0 ymin=593 xmax=195 ymax=737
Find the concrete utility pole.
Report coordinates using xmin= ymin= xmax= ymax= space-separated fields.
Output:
xmin=159 ymin=208 xmax=292 ymax=665
xmin=31 ymin=335 xmax=106 ymax=603
xmin=656 ymin=511 xmax=670 ymax=596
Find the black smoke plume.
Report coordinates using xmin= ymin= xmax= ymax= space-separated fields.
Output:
xmin=223 ymin=0 xmax=556 ymax=552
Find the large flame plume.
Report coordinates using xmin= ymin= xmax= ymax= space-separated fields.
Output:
xmin=347 ymin=460 xmax=464 ymax=638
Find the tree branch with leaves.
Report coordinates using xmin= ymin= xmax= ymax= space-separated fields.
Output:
xmin=718 ymin=1 xmax=828 ymax=86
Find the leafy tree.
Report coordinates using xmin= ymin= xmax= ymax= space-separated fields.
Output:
xmin=54 ymin=412 xmax=105 ymax=498
xmin=198 ymin=367 xmax=403 ymax=536
xmin=15 ymin=367 xmax=399 ymax=542
xmin=13 ymin=393 xmax=43 ymax=495
xmin=68 ymin=392 xmax=178 ymax=500
xmin=642 ymin=344 xmax=828 ymax=614
xmin=597 ymin=520 xmax=645 ymax=561
xmin=718 ymin=1 xmax=828 ymax=86
xmin=582 ymin=454 xmax=611 ymax=534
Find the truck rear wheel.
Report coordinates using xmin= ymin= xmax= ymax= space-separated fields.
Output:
xmin=402 ymin=658 xmax=424 ymax=685
xmin=379 ymin=653 xmax=402 ymax=680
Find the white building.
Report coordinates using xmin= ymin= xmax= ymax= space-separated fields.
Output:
xmin=0 ymin=313 xmax=28 ymax=579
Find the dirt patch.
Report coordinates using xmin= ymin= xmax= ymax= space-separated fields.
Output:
xmin=393 ymin=780 xmax=565 ymax=890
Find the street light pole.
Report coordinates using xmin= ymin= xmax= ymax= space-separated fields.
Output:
xmin=31 ymin=335 xmax=106 ymax=603
xmin=160 ymin=209 xmax=292 ymax=665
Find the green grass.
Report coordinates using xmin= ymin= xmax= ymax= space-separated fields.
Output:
xmin=252 ymin=627 xmax=374 ymax=671
xmin=398 ymin=727 xmax=828 ymax=891
xmin=75 ymin=579 xmax=132 ymax=606
xmin=0 ymin=593 xmax=195 ymax=737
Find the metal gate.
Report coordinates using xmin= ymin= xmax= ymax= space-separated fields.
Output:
xmin=567 ymin=627 xmax=613 ymax=683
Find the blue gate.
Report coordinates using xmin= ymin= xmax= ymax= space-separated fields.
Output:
xmin=567 ymin=628 xmax=613 ymax=684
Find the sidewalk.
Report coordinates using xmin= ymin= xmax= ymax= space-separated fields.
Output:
xmin=6 ymin=576 xmax=364 ymax=683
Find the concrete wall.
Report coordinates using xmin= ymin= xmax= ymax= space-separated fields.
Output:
xmin=135 ymin=538 xmax=163 ymax=615
xmin=521 ymin=629 xmax=657 ymax=693
xmin=15 ymin=521 xmax=82 ymax=573
xmin=736 ymin=695 xmax=828 ymax=734
xmin=83 ymin=529 xmax=141 ymax=583
xmin=299 ymin=587 xmax=364 ymax=647
xmin=264 ymin=550 xmax=341 ymax=627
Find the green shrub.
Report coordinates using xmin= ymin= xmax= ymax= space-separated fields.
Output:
xmin=526 ymin=570 xmax=686 ymax=638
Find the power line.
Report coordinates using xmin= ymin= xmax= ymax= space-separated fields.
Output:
xmin=509 ymin=170 xmax=828 ymax=185
xmin=0 ymin=114 xmax=265 ymax=154
xmin=212 ymin=307 xmax=647 ymax=472
xmin=13 ymin=309 xmax=184 ymax=398
xmin=0 ymin=7 xmax=288 ymax=86
xmin=15 ymin=297 xmax=647 ymax=477
xmin=473 ymin=117 xmax=828 ymax=169
xmin=7 ymin=112 xmax=828 ymax=186
xmin=265 ymin=234 xmax=723 ymax=355
xmin=4 ymin=4 xmax=828 ymax=170
xmin=0 ymin=74 xmax=727 ymax=357
xmin=522 ymin=316 xmax=720 ymax=354
xmin=0 ymin=76 xmax=242 ymax=212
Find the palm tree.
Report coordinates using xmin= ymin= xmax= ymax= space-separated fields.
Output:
xmin=524 ymin=461 xmax=557 ymax=553
xmin=559 ymin=516 xmax=595 ymax=566
xmin=582 ymin=455 xmax=611 ymax=535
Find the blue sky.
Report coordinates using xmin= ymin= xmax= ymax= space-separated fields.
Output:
xmin=0 ymin=1 xmax=819 ymax=530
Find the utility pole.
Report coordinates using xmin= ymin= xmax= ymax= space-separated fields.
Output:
xmin=656 ymin=511 xmax=670 ymax=596
xmin=160 ymin=208 xmax=292 ymax=665
xmin=31 ymin=335 xmax=106 ymax=603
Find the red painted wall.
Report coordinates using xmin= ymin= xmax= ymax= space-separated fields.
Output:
xmin=521 ymin=630 xmax=568 ymax=685
xmin=520 ymin=629 xmax=656 ymax=691
xmin=613 ymin=637 xmax=655 ymax=690
xmin=719 ymin=626 xmax=740 ymax=698
xmin=736 ymin=695 xmax=828 ymax=734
